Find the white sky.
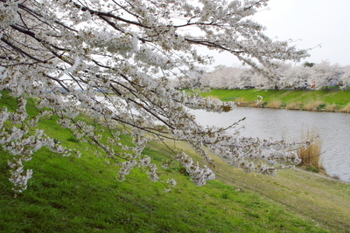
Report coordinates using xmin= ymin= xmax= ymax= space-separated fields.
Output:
xmin=210 ymin=0 xmax=350 ymax=68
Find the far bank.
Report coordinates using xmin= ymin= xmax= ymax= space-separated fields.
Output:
xmin=197 ymin=88 xmax=350 ymax=112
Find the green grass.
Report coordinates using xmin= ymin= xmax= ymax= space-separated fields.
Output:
xmin=1 ymin=92 xmax=350 ymax=232
xmin=198 ymin=88 xmax=350 ymax=111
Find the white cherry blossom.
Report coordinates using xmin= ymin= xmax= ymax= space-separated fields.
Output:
xmin=0 ymin=0 xmax=310 ymax=194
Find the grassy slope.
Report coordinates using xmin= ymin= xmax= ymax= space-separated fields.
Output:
xmin=199 ymin=89 xmax=350 ymax=110
xmin=1 ymin=93 xmax=350 ymax=232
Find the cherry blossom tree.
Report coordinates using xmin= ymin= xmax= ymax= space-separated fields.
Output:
xmin=201 ymin=67 xmax=255 ymax=89
xmin=309 ymin=61 xmax=343 ymax=89
xmin=201 ymin=67 xmax=238 ymax=89
xmin=235 ymin=68 xmax=256 ymax=89
xmin=0 ymin=0 xmax=309 ymax=195
xmin=169 ymin=68 xmax=204 ymax=89
xmin=284 ymin=65 xmax=312 ymax=89
xmin=249 ymin=61 xmax=292 ymax=90
xmin=340 ymin=65 xmax=350 ymax=89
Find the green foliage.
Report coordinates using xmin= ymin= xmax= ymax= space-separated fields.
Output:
xmin=303 ymin=61 xmax=315 ymax=67
xmin=214 ymin=65 xmax=227 ymax=70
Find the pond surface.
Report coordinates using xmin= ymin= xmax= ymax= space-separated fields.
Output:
xmin=190 ymin=107 xmax=350 ymax=182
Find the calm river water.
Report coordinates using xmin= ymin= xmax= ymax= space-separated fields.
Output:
xmin=190 ymin=107 xmax=350 ymax=183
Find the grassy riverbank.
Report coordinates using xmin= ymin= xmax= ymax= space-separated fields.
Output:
xmin=1 ymin=93 xmax=350 ymax=232
xmin=198 ymin=88 xmax=350 ymax=112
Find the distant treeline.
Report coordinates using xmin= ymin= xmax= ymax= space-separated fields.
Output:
xmin=171 ymin=61 xmax=350 ymax=90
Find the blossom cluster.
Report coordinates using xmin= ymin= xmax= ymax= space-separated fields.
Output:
xmin=0 ymin=109 xmax=71 ymax=194
xmin=176 ymin=152 xmax=215 ymax=186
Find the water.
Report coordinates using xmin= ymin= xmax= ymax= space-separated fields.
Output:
xmin=190 ymin=107 xmax=350 ymax=182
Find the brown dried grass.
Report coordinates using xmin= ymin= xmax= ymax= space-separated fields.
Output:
xmin=298 ymin=130 xmax=324 ymax=174
xmin=234 ymin=97 xmax=249 ymax=107
xmin=285 ymin=102 xmax=302 ymax=110
xmin=325 ymin=103 xmax=337 ymax=112
xmin=341 ymin=102 xmax=350 ymax=113
xmin=303 ymin=100 xmax=324 ymax=111
xmin=266 ymin=100 xmax=283 ymax=109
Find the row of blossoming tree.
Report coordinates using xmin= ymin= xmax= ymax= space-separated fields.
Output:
xmin=1 ymin=0 xmax=311 ymax=195
xmin=173 ymin=61 xmax=350 ymax=90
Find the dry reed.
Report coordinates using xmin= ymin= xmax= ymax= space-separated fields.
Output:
xmin=297 ymin=130 xmax=324 ymax=174
xmin=325 ymin=103 xmax=337 ymax=112
xmin=266 ymin=100 xmax=283 ymax=109
xmin=341 ymin=102 xmax=350 ymax=113
xmin=234 ymin=97 xmax=248 ymax=107
xmin=303 ymin=100 xmax=324 ymax=111
xmin=285 ymin=102 xmax=302 ymax=110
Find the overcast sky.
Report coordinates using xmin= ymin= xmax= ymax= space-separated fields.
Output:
xmin=210 ymin=0 xmax=350 ymax=68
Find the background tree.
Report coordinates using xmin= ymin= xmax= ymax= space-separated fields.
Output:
xmin=267 ymin=61 xmax=292 ymax=90
xmin=201 ymin=67 xmax=242 ymax=89
xmin=284 ymin=65 xmax=313 ymax=89
xmin=0 ymin=0 xmax=308 ymax=194
xmin=228 ymin=68 xmax=255 ymax=89
xmin=202 ymin=67 xmax=255 ymax=89
xmin=204 ymin=68 xmax=231 ymax=89
xmin=303 ymin=61 xmax=315 ymax=67
xmin=340 ymin=65 xmax=350 ymax=89
xmin=241 ymin=62 xmax=290 ymax=90
xmin=170 ymin=69 xmax=205 ymax=89
xmin=309 ymin=61 xmax=343 ymax=89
